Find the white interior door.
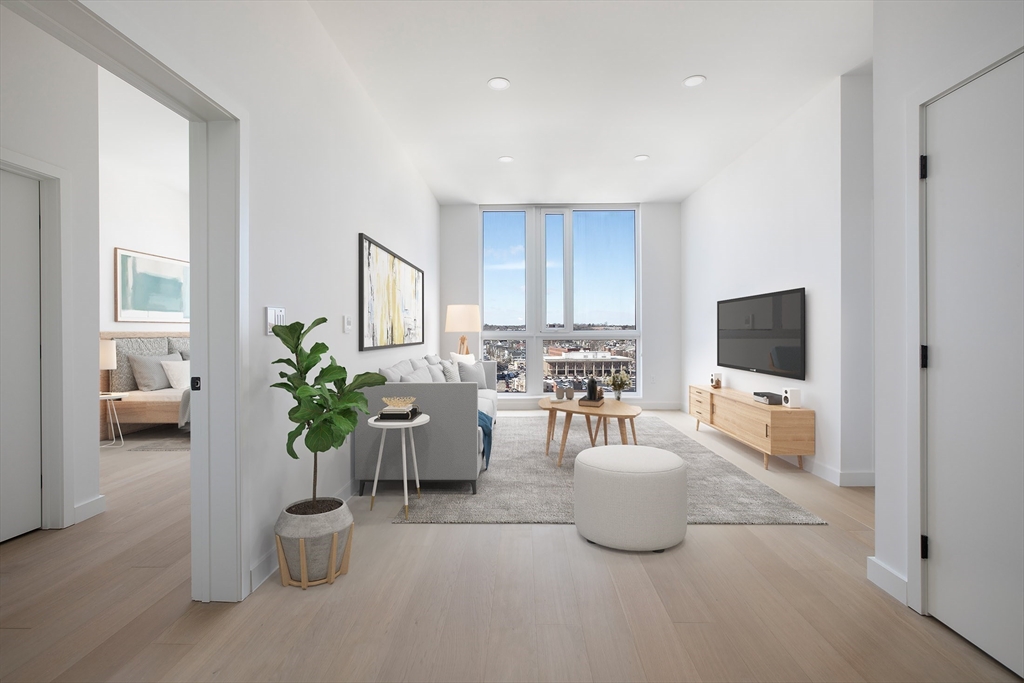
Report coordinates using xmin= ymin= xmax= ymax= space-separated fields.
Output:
xmin=0 ymin=169 xmax=42 ymax=543
xmin=924 ymin=52 xmax=1024 ymax=677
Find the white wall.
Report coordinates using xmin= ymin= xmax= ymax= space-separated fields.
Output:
xmin=870 ymin=0 xmax=1024 ymax=599
xmin=438 ymin=202 xmax=682 ymax=409
xmin=0 ymin=7 xmax=104 ymax=521
xmin=98 ymin=68 xmax=190 ymax=332
xmin=10 ymin=1 xmax=440 ymax=591
xmin=839 ymin=74 xmax=875 ymax=484
xmin=681 ymin=77 xmax=874 ymax=485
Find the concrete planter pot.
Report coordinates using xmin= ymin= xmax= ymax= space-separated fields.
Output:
xmin=274 ymin=497 xmax=353 ymax=589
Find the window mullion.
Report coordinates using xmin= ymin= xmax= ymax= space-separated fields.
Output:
xmin=564 ymin=210 xmax=573 ymax=332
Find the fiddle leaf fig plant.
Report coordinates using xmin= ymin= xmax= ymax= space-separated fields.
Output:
xmin=270 ymin=317 xmax=385 ymax=504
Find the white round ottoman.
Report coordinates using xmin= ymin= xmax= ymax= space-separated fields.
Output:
xmin=574 ymin=445 xmax=688 ymax=552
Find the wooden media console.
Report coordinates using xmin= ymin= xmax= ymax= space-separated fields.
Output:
xmin=689 ymin=385 xmax=815 ymax=470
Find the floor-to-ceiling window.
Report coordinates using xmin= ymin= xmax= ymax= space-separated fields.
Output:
xmin=482 ymin=206 xmax=640 ymax=395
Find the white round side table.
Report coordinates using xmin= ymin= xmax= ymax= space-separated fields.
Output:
xmin=367 ymin=413 xmax=430 ymax=520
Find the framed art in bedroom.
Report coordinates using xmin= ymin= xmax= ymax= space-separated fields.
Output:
xmin=115 ymin=248 xmax=190 ymax=323
xmin=359 ymin=233 xmax=424 ymax=351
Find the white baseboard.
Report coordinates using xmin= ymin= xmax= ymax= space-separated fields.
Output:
xmin=74 ymin=494 xmax=106 ymax=522
xmin=839 ymin=470 xmax=875 ymax=487
xmin=867 ymin=556 xmax=907 ymax=603
xmin=251 ymin=547 xmax=277 ymax=591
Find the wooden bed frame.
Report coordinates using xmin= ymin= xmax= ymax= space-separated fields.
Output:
xmin=99 ymin=331 xmax=189 ymax=439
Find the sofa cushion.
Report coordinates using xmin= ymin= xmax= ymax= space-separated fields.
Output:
xmin=458 ymin=361 xmax=487 ymax=389
xmin=424 ymin=354 xmax=441 ymax=365
xmin=391 ymin=358 xmax=415 ymax=376
xmin=379 ymin=365 xmax=403 ymax=383
xmin=410 ymin=357 xmax=429 ymax=370
xmin=439 ymin=359 xmax=460 ymax=382
xmin=477 ymin=389 xmax=498 ymax=418
xmin=400 ymin=366 xmax=433 ymax=383
xmin=426 ymin=365 xmax=445 ymax=383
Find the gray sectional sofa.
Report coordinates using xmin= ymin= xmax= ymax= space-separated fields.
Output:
xmin=352 ymin=357 xmax=497 ymax=495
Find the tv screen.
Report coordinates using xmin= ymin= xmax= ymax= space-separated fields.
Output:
xmin=718 ymin=288 xmax=805 ymax=380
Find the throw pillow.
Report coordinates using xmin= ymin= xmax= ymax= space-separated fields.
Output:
xmin=410 ymin=357 xmax=429 ymax=370
xmin=379 ymin=366 xmax=403 ymax=383
xmin=400 ymin=366 xmax=433 ymax=383
xmin=128 ymin=352 xmax=182 ymax=391
xmin=458 ymin=361 xmax=487 ymax=389
xmin=424 ymin=354 xmax=441 ymax=365
xmin=426 ymin=365 xmax=445 ymax=383
xmin=439 ymin=359 xmax=460 ymax=382
xmin=391 ymin=358 xmax=415 ymax=376
xmin=160 ymin=360 xmax=191 ymax=390
xmin=450 ymin=352 xmax=475 ymax=365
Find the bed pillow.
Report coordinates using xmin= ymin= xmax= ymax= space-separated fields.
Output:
xmin=160 ymin=360 xmax=191 ymax=390
xmin=400 ymin=366 xmax=433 ymax=383
xmin=458 ymin=361 xmax=487 ymax=389
xmin=439 ymin=359 xmax=460 ymax=382
xmin=128 ymin=352 xmax=182 ymax=391
xmin=450 ymin=352 xmax=475 ymax=365
xmin=426 ymin=365 xmax=446 ymax=383
xmin=111 ymin=337 xmax=169 ymax=392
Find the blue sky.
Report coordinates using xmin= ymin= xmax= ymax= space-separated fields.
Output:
xmin=483 ymin=210 xmax=636 ymax=327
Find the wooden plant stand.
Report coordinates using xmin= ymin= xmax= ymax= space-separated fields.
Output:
xmin=276 ymin=523 xmax=353 ymax=589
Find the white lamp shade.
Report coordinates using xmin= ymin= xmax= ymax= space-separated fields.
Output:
xmin=444 ymin=304 xmax=481 ymax=333
xmin=100 ymin=339 xmax=117 ymax=370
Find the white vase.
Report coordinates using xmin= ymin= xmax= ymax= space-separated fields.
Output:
xmin=614 ymin=390 xmax=622 ymax=401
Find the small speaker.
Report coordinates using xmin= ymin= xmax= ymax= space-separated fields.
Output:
xmin=710 ymin=373 xmax=722 ymax=389
xmin=782 ymin=388 xmax=801 ymax=408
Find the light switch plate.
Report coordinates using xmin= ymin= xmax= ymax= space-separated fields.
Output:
xmin=342 ymin=315 xmax=353 ymax=333
xmin=266 ymin=307 xmax=286 ymax=335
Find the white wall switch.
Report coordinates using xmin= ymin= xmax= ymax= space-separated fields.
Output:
xmin=342 ymin=315 xmax=353 ymax=333
xmin=266 ymin=307 xmax=286 ymax=335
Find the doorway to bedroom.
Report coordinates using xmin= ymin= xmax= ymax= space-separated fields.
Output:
xmin=97 ymin=67 xmax=192 ymax=454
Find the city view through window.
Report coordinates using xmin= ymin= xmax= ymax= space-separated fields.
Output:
xmin=482 ymin=208 xmax=638 ymax=394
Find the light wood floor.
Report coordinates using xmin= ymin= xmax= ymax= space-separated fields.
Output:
xmin=1 ymin=413 xmax=1019 ymax=682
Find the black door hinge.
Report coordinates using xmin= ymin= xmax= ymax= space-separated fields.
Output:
xmin=921 ymin=345 xmax=929 ymax=369
xmin=919 ymin=155 xmax=928 ymax=180
xmin=921 ymin=535 xmax=929 ymax=559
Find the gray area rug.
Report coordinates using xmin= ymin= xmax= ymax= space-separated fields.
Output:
xmin=393 ymin=415 xmax=825 ymax=525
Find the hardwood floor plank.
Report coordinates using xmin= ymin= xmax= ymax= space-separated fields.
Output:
xmin=107 ymin=642 xmax=194 ymax=683
xmin=535 ymin=623 xmax=593 ymax=683
xmin=674 ymin=622 xmax=758 ymax=683
xmin=484 ymin=525 xmax=538 ymax=683
xmin=639 ymin=539 xmax=712 ymax=624
xmin=562 ymin=527 xmax=647 ymax=683
xmin=427 ymin=525 xmax=501 ymax=683
xmin=605 ymin=551 xmax=701 ymax=682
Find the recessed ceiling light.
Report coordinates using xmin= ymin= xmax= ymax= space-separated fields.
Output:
xmin=488 ymin=77 xmax=511 ymax=91
xmin=683 ymin=75 xmax=707 ymax=87
xmin=498 ymin=156 xmax=514 ymax=163
xmin=634 ymin=154 xmax=650 ymax=162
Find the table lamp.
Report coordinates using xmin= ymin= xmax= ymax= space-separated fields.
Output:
xmin=100 ymin=339 xmax=117 ymax=371
xmin=444 ymin=304 xmax=480 ymax=355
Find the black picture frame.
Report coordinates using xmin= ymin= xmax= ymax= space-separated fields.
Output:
xmin=358 ymin=233 xmax=425 ymax=351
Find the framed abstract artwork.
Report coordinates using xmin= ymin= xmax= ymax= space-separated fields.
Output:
xmin=115 ymin=248 xmax=190 ymax=323
xmin=359 ymin=233 xmax=424 ymax=350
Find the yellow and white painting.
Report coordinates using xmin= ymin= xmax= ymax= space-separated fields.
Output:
xmin=360 ymin=234 xmax=424 ymax=350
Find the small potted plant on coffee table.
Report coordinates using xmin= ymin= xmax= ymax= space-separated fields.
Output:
xmin=607 ymin=370 xmax=631 ymax=401
xmin=270 ymin=317 xmax=385 ymax=588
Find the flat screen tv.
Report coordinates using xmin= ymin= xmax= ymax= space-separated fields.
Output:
xmin=718 ymin=288 xmax=805 ymax=381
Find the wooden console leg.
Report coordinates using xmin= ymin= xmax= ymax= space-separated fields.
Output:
xmin=695 ymin=419 xmax=700 ymax=431
xmin=797 ymin=455 xmax=804 ymax=470
xmin=763 ymin=453 xmax=769 ymax=469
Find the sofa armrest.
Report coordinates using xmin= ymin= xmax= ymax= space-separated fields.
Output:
xmin=352 ymin=381 xmax=481 ymax=485
xmin=482 ymin=360 xmax=497 ymax=391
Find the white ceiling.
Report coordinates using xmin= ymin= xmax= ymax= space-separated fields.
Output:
xmin=310 ymin=0 xmax=872 ymax=205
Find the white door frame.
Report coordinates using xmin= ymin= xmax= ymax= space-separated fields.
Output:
xmin=903 ymin=37 xmax=1024 ymax=614
xmin=3 ymin=0 xmax=251 ymax=602
xmin=0 ymin=150 xmax=75 ymax=531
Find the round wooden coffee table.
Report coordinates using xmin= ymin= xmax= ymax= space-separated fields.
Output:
xmin=538 ymin=397 xmax=642 ymax=467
